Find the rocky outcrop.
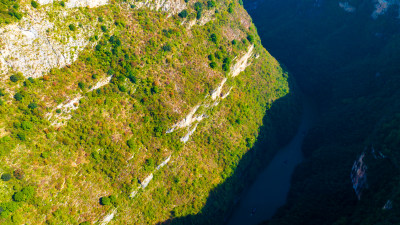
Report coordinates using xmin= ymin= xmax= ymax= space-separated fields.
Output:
xmin=351 ymin=152 xmax=368 ymax=200
xmin=339 ymin=2 xmax=356 ymax=13
xmin=372 ymin=0 xmax=400 ymax=19
xmin=132 ymin=0 xmax=187 ymax=16
xmin=0 ymin=6 xmax=101 ymax=79
xmin=37 ymin=0 xmax=109 ymax=8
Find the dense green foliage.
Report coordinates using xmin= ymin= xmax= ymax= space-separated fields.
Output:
xmin=0 ymin=1 xmax=298 ymax=224
xmin=0 ymin=0 xmax=22 ymax=25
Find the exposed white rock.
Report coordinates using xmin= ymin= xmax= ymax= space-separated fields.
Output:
xmin=221 ymin=87 xmax=233 ymax=99
xmin=339 ymin=2 xmax=356 ymax=12
xmin=65 ymin=0 xmax=109 ymax=8
xmin=156 ymin=155 xmax=171 ymax=170
xmin=166 ymin=105 xmax=206 ymax=133
xmin=211 ymin=78 xmax=227 ymax=100
xmin=37 ymin=0 xmax=109 ymax=8
xmin=99 ymin=209 xmax=117 ymax=225
xmin=129 ymin=187 xmax=140 ymax=198
xmin=0 ymin=5 xmax=102 ymax=79
xmin=141 ymin=173 xmax=153 ymax=189
xmin=180 ymin=123 xmax=198 ymax=143
xmin=372 ymin=0 xmax=400 ymax=19
xmin=132 ymin=0 xmax=186 ymax=16
xmin=47 ymin=95 xmax=82 ymax=126
xmin=230 ymin=45 xmax=254 ymax=77
xmin=383 ymin=199 xmax=393 ymax=210
xmin=89 ymin=76 xmax=113 ymax=92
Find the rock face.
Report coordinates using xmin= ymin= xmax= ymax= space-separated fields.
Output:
xmin=37 ymin=0 xmax=109 ymax=8
xmin=132 ymin=0 xmax=187 ymax=16
xmin=0 ymin=6 xmax=100 ymax=79
xmin=351 ymin=152 xmax=368 ymax=200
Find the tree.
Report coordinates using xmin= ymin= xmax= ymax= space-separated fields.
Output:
xmin=31 ymin=1 xmax=38 ymax=8
xmin=69 ymin=24 xmax=77 ymax=31
xmin=12 ymin=186 xmax=35 ymax=202
xmin=210 ymin=62 xmax=217 ymax=68
xmin=14 ymin=93 xmax=23 ymax=101
xmin=10 ymin=75 xmax=19 ymax=82
xmin=78 ymin=82 xmax=85 ymax=89
xmin=101 ymin=25 xmax=108 ymax=32
xmin=178 ymin=10 xmax=188 ymax=18
xmin=1 ymin=173 xmax=11 ymax=181
xmin=207 ymin=0 xmax=216 ymax=8
xmin=247 ymin=34 xmax=254 ymax=43
xmin=28 ymin=102 xmax=38 ymax=109
xmin=100 ymin=196 xmax=111 ymax=205
xmin=210 ymin=33 xmax=218 ymax=43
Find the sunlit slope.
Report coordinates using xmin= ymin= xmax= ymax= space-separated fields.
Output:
xmin=0 ymin=0 xmax=298 ymax=224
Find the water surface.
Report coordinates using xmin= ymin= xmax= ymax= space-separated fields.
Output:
xmin=227 ymin=95 xmax=317 ymax=225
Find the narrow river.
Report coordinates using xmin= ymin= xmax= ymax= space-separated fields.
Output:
xmin=227 ymin=94 xmax=318 ymax=225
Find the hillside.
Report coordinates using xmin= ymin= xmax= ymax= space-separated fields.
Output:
xmin=0 ymin=0 xmax=299 ymax=224
xmin=244 ymin=0 xmax=400 ymax=224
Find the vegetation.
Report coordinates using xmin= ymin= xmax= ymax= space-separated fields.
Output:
xmin=0 ymin=1 xmax=297 ymax=224
xmin=0 ymin=0 xmax=22 ymax=25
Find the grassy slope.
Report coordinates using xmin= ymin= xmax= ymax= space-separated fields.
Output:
xmin=0 ymin=0 xmax=298 ymax=224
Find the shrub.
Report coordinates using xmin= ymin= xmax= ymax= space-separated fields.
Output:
xmin=41 ymin=152 xmax=49 ymax=159
xmin=92 ymin=74 xmax=98 ymax=79
xmin=228 ymin=3 xmax=234 ymax=13
xmin=178 ymin=10 xmax=188 ymax=18
xmin=10 ymin=73 xmax=24 ymax=82
xmin=21 ymin=121 xmax=33 ymax=130
xmin=118 ymin=84 xmax=127 ymax=92
xmin=10 ymin=75 xmax=19 ymax=82
xmin=194 ymin=2 xmax=202 ymax=11
xmin=17 ymin=133 xmax=26 ymax=141
xmin=184 ymin=0 xmax=189 ymax=2
xmin=101 ymin=25 xmax=108 ymax=32
xmin=210 ymin=33 xmax=218 ymax=43
xmin=98 ymin=17 xmax=104 ymax=22
xmin=210 ymin=62 xmax=217 ymax=68
xmin=247 ymin=34 xmax=254 ymax=43
xmin=12 ymin=186 xmax=35 ymax=202
xmin=127 ymin=139 xmax=136 ymax=149
xmin=0 ymin=89 xmax=5 ymax=97
xmin=31 ymin=1 xmax=38 ymax=8
xmin=56 ymin=109 xmax=62 ymax=114
xmin=69 ymin=24 xmax=77 ymax=31
xmin=1 ymin=174 xmax=11 ymax=182
xmin=78 ymin=82 xmax=85 ymax=89
xmin=196 ymin=10 xmax=202 ymax=20
xmin=207 ymin=0 xmax=215 ymax=8
xmin=162 ymin=44 xmax=172 ymax=52
xmin=100 ymin=196 xmax=111 ymax=205
xmin=14 ymin=93 xmax=23 ymax=101
xmin=232 ymin=39 xmax=237 ymax=45
xmin=28 ymin=102 xmax=38 ymax=109
xmin=60 ymin=1 xmax=65 ymax=7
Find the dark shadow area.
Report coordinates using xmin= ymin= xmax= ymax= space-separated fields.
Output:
xmin=158 ymin=79 xmax=302 ymax=225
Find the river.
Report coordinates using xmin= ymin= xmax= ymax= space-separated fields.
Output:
xmin=226 ymin=94 xmax=318 ymax=225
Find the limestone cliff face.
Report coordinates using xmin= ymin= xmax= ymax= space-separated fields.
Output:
xmin=0 ymin=0 xmax=187 ymax=80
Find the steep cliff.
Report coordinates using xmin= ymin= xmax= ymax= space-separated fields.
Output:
xmin=0 ymin=0 xmax=299 ymax=224
xmin=245 ymin=0 xmax=400 ymax=224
